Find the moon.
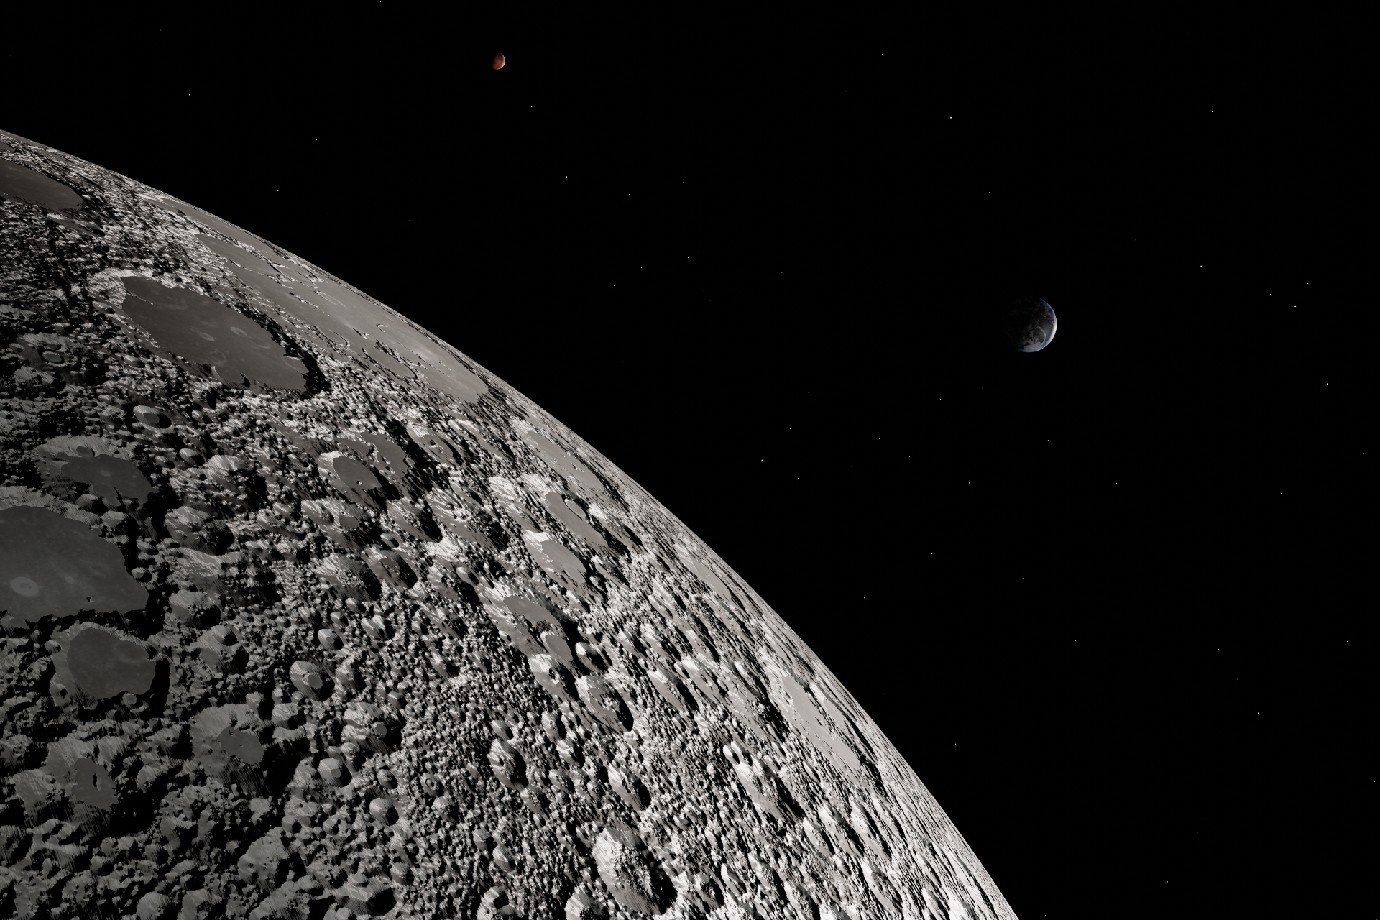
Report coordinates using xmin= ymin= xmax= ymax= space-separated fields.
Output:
xmin=0 ymin=129 xmax=1017 ymax=919
xmin=492 ymin=52 xmax=506 ymax=71
xmin=1004 ymin=297 xmax=1058 ymax=352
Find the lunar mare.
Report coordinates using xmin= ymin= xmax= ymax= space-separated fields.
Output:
xmin=0 ymin=130 xmax=1017 ymax=920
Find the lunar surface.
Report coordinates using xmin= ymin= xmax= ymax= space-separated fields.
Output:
xmin=0 ymin=130 xmax=1017 ymax=920
xmin=1003 ymin=298 xmax=1057 ymax=353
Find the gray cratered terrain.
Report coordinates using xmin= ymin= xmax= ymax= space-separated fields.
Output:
xmin=0 ymin=131 xmax=1017 ymax=920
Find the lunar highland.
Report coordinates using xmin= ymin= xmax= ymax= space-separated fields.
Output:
xmin=0 ymin=130 xmax=1017 ymax=920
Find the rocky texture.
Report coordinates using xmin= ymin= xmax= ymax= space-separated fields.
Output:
xmin=0 ymin=129 xmax=1016 ymax=919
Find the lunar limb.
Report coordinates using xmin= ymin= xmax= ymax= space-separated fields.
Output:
xmin=0 ymin=130 xmax=1017 ymax=919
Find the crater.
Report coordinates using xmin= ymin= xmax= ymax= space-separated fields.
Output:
xmin=0 ymin=506 xmax=148 ymax=625
xmin=592 ymin=820 xmax=675 ymax=915
xmin=120 ymin=276 xmax=307 ymax=391
xmin=0 ymin=160 xmax=83 ymax=210
xmin=57 ymin=623 xmax=157 ymax=700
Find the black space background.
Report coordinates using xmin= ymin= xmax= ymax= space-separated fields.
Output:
xmin=5 ymin=6 xmax=1375 ymax=918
